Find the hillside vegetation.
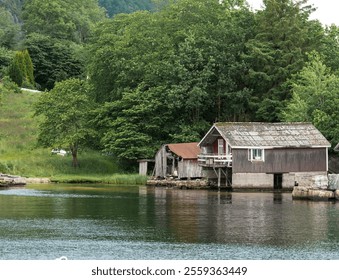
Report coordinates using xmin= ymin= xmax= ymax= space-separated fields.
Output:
xmin=0 ymin=0 xmax=338 ymax=172
xmin=0 ymin=90 xmax=146 ymax=184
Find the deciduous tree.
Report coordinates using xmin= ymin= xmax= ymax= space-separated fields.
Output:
xmin=25 ymin=33 xmax=84 ymax=90
xmin=282 ymin=52 xmax=339 ymax=147
xmin=22 ymin=0 xmax=105 ymax=43
xmin=34 ymin=79 xmax=96 ymax=167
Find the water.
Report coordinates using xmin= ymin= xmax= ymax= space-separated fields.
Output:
xmin=0 ymin=184 xmax=339 ymax=260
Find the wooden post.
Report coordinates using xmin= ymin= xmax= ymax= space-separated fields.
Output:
xmin=218 ymin=168 xmax=221 ymax=188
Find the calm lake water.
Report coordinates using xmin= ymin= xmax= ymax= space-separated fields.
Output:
xmin=0 ymin=184 xmax=339 ymax=260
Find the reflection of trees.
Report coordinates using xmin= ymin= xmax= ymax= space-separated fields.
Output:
xmin=151 ymin=189 xmax=336 ymax=247
xmin=1 ymin=186 xmax=337 ymax=248
xmin=152 ymin=188 xmax=233 ymax=243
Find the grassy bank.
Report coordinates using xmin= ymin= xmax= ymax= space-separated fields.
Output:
xmin=0 ymin=91 xmax=146 ymax=184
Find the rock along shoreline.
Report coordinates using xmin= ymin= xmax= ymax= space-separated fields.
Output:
xmin=0 ymin=173 xmax=50 ymax=187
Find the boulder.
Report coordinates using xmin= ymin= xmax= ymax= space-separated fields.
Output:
xmin=26 ymin=178 xmax=51 ymax=184
xmin=0 ymin=174 xmax=26 ymax=186
xmin=335 ymin=190 xmax=339 ymax=200
xmin=292 ymin=187 xmax=335 ymax=201
xmin=307 ymin=189 xmax=335 ymax=200
xmin=292 ymin=187 xmax=310 ymax=199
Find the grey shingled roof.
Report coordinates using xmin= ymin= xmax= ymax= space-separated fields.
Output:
xmin=335 ymin=143 xmax=339 ymax=151
xmin=213 ymin=122 xmax=331 ymax=148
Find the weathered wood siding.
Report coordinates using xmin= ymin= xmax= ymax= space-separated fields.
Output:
xmin=232 ymin=148 xmax=327 ymax=173
xmin=178 ymin=160 xmax=203 ymax=179
xmin=155 ymin=145 xmax=203 ymax=178
xmin=155 ymin=145 xmax=167 ymax=178
xmin=139 ymin=161 xmax=148 ymax=175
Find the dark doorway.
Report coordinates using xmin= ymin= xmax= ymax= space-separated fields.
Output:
xmin=274 ymin=174 xmax=283 ymax=189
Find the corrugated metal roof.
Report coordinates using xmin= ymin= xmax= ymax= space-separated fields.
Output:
xmin=212 ymin=122 xmax=331 ymax=148
xmin=167 ymin=142 xmax=200 ymax=159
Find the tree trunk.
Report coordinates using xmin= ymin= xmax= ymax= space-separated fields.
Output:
xmin=70 ymin=144 xmax=79 ymax=168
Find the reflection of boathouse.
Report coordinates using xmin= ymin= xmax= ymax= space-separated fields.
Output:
xmin=154 ymin=142 xmax=203 ymax=179
xmin=198 ymin=122 xmax=331 ymax=190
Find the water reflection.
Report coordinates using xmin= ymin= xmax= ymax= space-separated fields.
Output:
xmin=146 ymin=187 xmax=339 ymax=248
xmin=0 ymin=185 xmax=339 ymax=259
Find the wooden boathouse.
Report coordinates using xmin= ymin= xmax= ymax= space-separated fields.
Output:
xmin=198 ymin=122 xmax=331 ymax=190
xmin=154 ymin=142 xmax=203 ymax=179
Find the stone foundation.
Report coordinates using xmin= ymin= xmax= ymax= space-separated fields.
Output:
xmin=232 ymin=173 xmax=273 ymax=188
xmin=294 ymin=172 xmax=328 ymax=189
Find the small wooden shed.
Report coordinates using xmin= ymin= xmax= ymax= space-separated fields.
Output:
xmin=137 ymin=159 xmax=155 ymax=175
xmin=154 ymin=142 xmax=203 ymax=179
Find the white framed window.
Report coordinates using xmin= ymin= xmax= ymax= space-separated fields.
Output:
xmin=248 ymin=148 xmax=265 ymax=162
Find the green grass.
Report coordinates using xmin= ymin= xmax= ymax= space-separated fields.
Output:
xmin=0 ymin=90 xmax=146 ymax=184
xmin=50 ymin=174 xmax=148 ymax=185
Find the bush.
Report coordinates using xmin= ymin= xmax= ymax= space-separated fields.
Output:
xmin=0 ymin=76 xmax=21 ymax=97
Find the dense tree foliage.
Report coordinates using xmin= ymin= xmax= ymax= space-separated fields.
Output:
xmin=0 ymin=47 xmax=13 ymax=77
xmin=87 ymin=1 xmax=258 ymax=161
xmin=0 ymin=6 xmax=21 ymax=48
xmin=7 ymin=49 xmax=34 ymax=87
xmin=22 ymin=0 xmax=106 ymax=43
xmin=0 ymin=0 xmax=336 ymax=167
xmin=319 ymin=25 xmax=339 ymax=74
xmin=99 ymin=0 xmax=153 ymax=17
xmin=85 ymin=0 xmax=339 ymax=163
xmin=35 ymin=79 xmax=96 ymax=167
xmin=244 ymin=0 xmax=323 ymax=121
xmin=25 ymin=33 xmax=84 ymax=90
xmin=282 ymin=52 xmax=339 ymax=147
xmin=0 ymin=0 xmax=24 ymax=21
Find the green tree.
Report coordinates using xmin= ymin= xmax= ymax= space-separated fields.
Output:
xmin=22 ymin=0 xmax=106 ymax=43
xmin=96 ymin=85 xmax=170 ymax=162
xmin=7 ymin=50 xmax=24 ymax=86
xmin=34 ymin=79 xmax=95 ymax=167
xmin=87 ymin=0 xmax=255 ymax=162
xmin=244 ymin=0 xmax=322 ymax=121
xmin=22 ymin=49 xmax=34 ymax=86
xmin=0 ymin=0 xmax=24 ymax=22
xmin=282 ymin=52 xmax=339 ymax=147
xmin=7 ymin=49 xmax=34 ymax=87
xmin=0 ymin=6 xmax=21 ymax=48
xmin=25 ymin=33 xmax=84 ymax=90
xmin=0 ymin=47 xmax=14 ymax=78
xmin=319 ymin=25 xmax=339 ymax=74
xmin=98 ymin=0 xmax=153 ymax=17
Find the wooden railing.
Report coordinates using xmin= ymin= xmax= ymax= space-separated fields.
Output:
xmin=198 ymin=154 xmax=232 ymax=167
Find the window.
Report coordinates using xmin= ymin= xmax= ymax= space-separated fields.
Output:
xmin=218 ymin=139 xmax=224 ymax=155
xmin=248 ymin=148 xmax=265 ymax=161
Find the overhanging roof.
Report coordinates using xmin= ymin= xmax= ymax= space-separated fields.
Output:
xmin=199 ymin=122 xmax=331 ymax=148
xmin=167 ymin=142 xmax=200 ymax=159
